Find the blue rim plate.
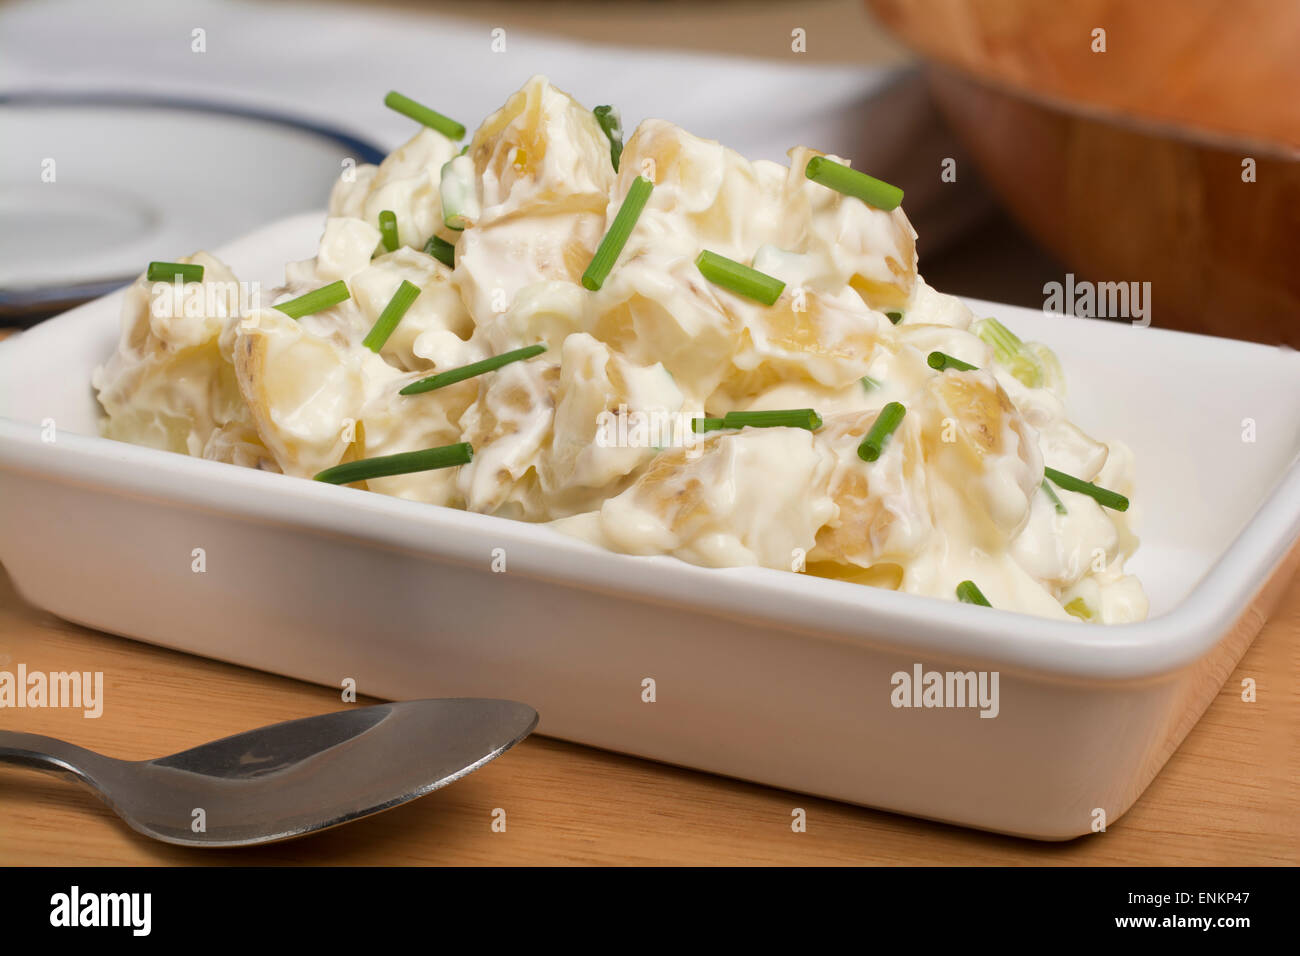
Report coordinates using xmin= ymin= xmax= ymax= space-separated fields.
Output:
xmin=0 ymin=92 xmax=385 ymax=321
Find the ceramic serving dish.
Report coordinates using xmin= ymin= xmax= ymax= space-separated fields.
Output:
xmin=2 ymin=212 xmax=1298 ymax=839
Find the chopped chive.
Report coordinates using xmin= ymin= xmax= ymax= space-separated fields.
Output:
xmin=691 ymin=410 xmax=821 ymax=433
xmin=695 ymin=250 xmax=785 ymax=306
xmin=593 ymin=105 xmax=623 ymax=171
xmin=927 ymin=351 xmax=979 ymax=372
xmin=147 ymin=261 xmax=203 ymax=284
xmin=315 ymin=442 xmax=473 ymax=485
xmin=361 ymin=280 xmax=421 ymax=353
xmin=1041 ymin=479 xmax=1068 ymax=515
xmin=424 ymin=234 xmax=455 ymax=269
xmin=1044 ymin=466 xmax=1130 ymax=512
xmin=723 ymin=409 xmax=822 ymax=431
xmin=857 ymin=401 xmax=906 ymax=462
xmin=274 ymin=280 xmax=350 ymax=319
xmin=804 ymin=155 xmax=903 ymax=211
xmin=378 ymin=210 xmax=399 ymax=252
xmin=885 ymin=311 xmax=903 ymax=324
xmin=860 ymin=375 xmax=881 ymax=392
xmin=400 ymin=344 xmax=547 ymax=396
xmin=383 ymin=91 xmax=465 ymax=140
xmin=582 ymin=176 xmax=654 ymax=291
xmin=956 ymin=580 xmax=992 ymax=607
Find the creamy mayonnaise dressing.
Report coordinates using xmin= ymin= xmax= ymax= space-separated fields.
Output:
xmin=92 ymin=75 xmax=1147 ymax=623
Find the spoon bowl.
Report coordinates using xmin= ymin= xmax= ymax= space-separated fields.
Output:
xmin=0 ymin=698 xmax=538 ymax=847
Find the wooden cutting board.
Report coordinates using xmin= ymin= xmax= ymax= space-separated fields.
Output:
xmin=1 ymin=563 xmax=1296 ymax=865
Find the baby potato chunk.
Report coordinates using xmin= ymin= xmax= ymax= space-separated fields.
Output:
xmin=599 ymin=428 xmax=836 ymax=569
xmin=729 ymin=291 xmax=887 ymax=392
xmin=93 ymin=252 xmax=250 ymax=457
xmin=920 ymin=370 xmax=1043 ymax=538
xmin=785 ymin=146 xmax=918 ymax=313
xmin=810 ymin=410 xmax=932 ymax=567
xmin=234 ymin=309 xmax=366 ymax=478
xmin=468 ymin=75 xmax=615 ymax=221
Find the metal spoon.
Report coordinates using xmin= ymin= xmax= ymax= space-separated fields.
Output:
xmin=0 ymin=698 xmax=537 ymax=847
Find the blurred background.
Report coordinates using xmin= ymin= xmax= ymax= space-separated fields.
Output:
xmin=1 ymin=0 xmax=1296 ymax=343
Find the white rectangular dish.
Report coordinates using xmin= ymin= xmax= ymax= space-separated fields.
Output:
xmin=2 ymin=212 xmax=1299 ymax=840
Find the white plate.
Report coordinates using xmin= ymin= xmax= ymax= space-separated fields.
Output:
xmin=2 ymin=212 xmax=1299 ymax=839
xmin=0 ymin=96 xmax=382 ymax=313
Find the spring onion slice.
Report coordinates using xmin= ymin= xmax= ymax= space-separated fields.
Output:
xmin=424 ymin=235 xmax=455 ymax=269
xmin=1043 ymin=466 xmax=1130 ymax=512
xmin=885 ymin=311 xmax=903 ymax=324
xmin=857 ymin=401 xmax=906 ymax=462
xmin=315 ymin=442 xmax=473 ymax=485
xmin=956 ymin=580 xmax=992 ymax=607
xmin=927 ymin=351 xmax=979 ymax=372
xmin=695 ymin=250 xmax=785 ymax=306
xmin=147 ymin=261 xmax=203 ymax=284
xmin=383 ymin=91 xmax=465 ymax=140
xmin=378 ymin=210 xmax=399 ymax=253
xmin=400 ymin=344 xmax=547 ymax=396
xmin=440 ymin=154 xmax=479 ymax=230
xmin=582 ymin=176 xmax=654 ymax=291
xmin=361 ymin=280 xmax=421 ymax=353
xmin=274 ymin=280 xmax=350 ymax=319
xmin=1041 ymin=479 xmax=1068 ymax=515
xmin=804 ymin=156 xmax=903 ymax=211
xmin=974 ymin=317 xmax=1043 ymax=388
xmin=593 ymin=105 xmax=624 ymax=171
xmin=860 ymin=375 xmax=881 ymax=392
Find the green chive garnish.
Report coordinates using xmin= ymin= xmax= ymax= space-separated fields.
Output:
xmin=690 ymin=409 xmax=822 ymax=433
xmin=582 ymin=176 xmax=654 ymax=291
xmin=362 ymin=280 xmax=421 ymax=353
xmin=927 ymin=351 xmax=979 ymax=372
xmin=147 ymin=261 xmax=203 ymax=284
xmin=724 ymin=409 xmax=821 ymax=431
xmin=804 ymin=156 xmax=903 ymax=211
xmin=695 ymin=250 xmax=785 ymax=306
xmin=1041 ymin=479 xmax=1068 ymax=515
xmin=384 ymin=91 xmax=466 ymax=140
xmin=1043 ymin=466 xmax=1130 ymax=512
xmin=400 ymin=344 xmax=547 ymax=396
xmin=424 ymin=235 xmax=455 ymax=269
xmin=314 ymin=442 xmax=473 ymax=485
xmin=956 ymin=580 xmax=992 ymax=607
xmin=857 ymin=401 xmax=906 ymax=462
xmin=275 ymin=280 xmax=350 ymax=319
xmin=860 ymin=375 xmax=881 ymax=392
xmin=885 ymin=311 xmax=903 ymax=324
xmin=593 ymin=105 xmax=623 ymax=171
xmin=378 ymin=210 xmax=399 ymax=253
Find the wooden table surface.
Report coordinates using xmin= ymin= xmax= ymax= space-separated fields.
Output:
xmin=1 ymin=561 xmax=1296 ymax=866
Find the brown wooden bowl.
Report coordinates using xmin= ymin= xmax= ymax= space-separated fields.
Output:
xmin=866 ymin=0 xmax=1300 ymax=345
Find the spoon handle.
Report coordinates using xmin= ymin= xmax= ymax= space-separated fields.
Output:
xmin=0 ymin=730 xmax=114 ymax=784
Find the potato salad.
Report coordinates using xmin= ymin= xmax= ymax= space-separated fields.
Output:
xmin=92 ymin=76 xmax=1147 ymax=623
